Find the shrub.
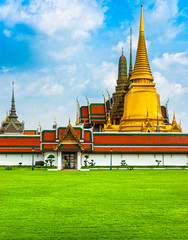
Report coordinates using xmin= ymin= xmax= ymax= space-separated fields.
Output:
xmin=35 ymin=161 xmax=44 ymax=166
xmin=121 ymin=160 xmax=127 ymax=166
xmin=89 ymin=159 xmax=95 ymax=167
xmin=35 ymin=165 xmax=44 ymax=168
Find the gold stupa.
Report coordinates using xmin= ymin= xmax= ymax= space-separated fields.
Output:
xmin=119 ymin=5 xmax=181 ymax=132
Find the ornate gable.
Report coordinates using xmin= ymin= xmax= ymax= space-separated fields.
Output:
xmin=56 ymin=120 xmax=83 ymax=151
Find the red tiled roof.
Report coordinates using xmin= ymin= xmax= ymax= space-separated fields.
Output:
xmin=0 ymin=137 xmax=40 ymax=146
xmin=43 ymin=131 xmax=56 ymax=141
xmin=94 ymin=146 xmax=188 ymax=152
xmin=0 ymin=147 xmax=41 ymax=152
xmin=93 ymin=134 xmax=188 ymax=145
xmin=81 ymin=107 xmax=89 ymax=118
xmin=42 ymin=144 xmax=57 ymax=150
xmin=23 ymin=130 xmax=37 ymax=135
xmin=84 ymin=131 xmax=92 ymax=142
xmin=90 ymin=104 xmax=105 ymax=115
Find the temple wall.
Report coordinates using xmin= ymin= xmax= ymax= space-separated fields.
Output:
xmin=0 ymin=152 xmax=187 ymax=166
xmin=0 ymin=153 xmax=44 ymax=166
xmin=86 ymin=153 xmax=188 ymax=166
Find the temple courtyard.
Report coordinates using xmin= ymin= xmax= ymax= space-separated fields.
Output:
xmin=0 ymin=168 xmax=187 ymax=239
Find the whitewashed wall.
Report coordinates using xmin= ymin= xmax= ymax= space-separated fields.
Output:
xmin=0 ymin=153 xmax=44 ymax=166
xmin=1 ymin=152 xmax=187 ymax=166
xmin=84 ymin=153 xmax=188 ymax=166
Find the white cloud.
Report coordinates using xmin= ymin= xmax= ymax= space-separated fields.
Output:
xmin=112 ymin=34 xmax=138 ymax=53
xmin=3 ymin=29 xmax=12 ymax=37
xmin=92 ymin=61 xmax=117 ymax=91
xmin=152 ymin=52 xmax=188 ymax=70
xmin=41 ymin=83 xmax=64 ymax=96
xmin=0 ymin=0 xmax=105 ymax=39
xmin=0 ymin=66 xmax=15 ymax=73
xmin=154 ymin=71 xmax=187 ymax=101
xmin=145 ymin=0 xmax=183 ymax=42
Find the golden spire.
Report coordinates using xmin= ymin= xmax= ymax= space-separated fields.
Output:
xmin=128 ymin=27 xmax=133 ymax=80
xmin=172 ymin=112 xmax=177 ymax=125
xmin=130 ymin=5 xmax=153 ymax=81
xmin=107 ymin=112 xmax=111 ymax=125
xmin=76 ymin=97 xmax=80 ymax=125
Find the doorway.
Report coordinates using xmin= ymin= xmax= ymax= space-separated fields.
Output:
xmin=63 ymin=153 xmax=76 ymax=169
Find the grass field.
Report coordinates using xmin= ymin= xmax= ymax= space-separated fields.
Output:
xmin=0 ymin=168 xmax=187 ymax=239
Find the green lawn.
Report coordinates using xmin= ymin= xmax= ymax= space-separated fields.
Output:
xmin=0 ymin=168 xmax=187 ymax=239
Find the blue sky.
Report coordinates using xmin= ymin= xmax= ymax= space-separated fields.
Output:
xmin=0 ymin=0 xmax=187 ymax=132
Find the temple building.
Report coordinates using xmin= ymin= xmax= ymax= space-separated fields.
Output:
xmin=78 ymin=5 xmax=181 ymax=133
xmin=0 ymin=5 xmax=187 ymax=169
xmin=1 ymin=82 xmax=24 ymax=134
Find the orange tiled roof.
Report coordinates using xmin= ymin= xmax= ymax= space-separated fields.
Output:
xmin=93 ymin=133 xmax=188 ymax=145
xmin=90 ymin=104 xmax=105 ymax=115
xmin=80 ymin=106 xmax=89 ymax=118
xmin=42 ymin=131 xmax=56 ymax=141
xmin=23 ymin=130 xmax=37 ymax=135
xmin=94 ymin=146 xmax=188 ymax=152
xmin=0 ymin=136 xmax=40 ymax=146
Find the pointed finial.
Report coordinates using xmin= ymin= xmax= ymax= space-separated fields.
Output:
xmin=107 ymin=112 xmax=111 ymax=125
xmin=129 ymin=27 xmax=133 ymax=79
xmin=130 ymin=5 xmax=153 ymax=81
xmin=69 ymin=118 xmax=71 ymax=125
xmin=140 ymin=5 xmax=144 ymax=32
xmin=76 ymin=98 xmax=80 ymax=125
xmin=86 ymin=96 xmax=89 ymax=106
xmin=76 ymin=97 xmax=80 ymax=106
xmin=102 ymin=92 xmax=106 ymax=102
xmin=12 ymin=81 xmax=14 ymax=101
xmin=122 ymin=46 xmax=124 ymax=55
xmin=39 ymin=122 xmax=41 ymax=132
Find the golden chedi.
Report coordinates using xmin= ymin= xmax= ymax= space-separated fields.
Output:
xmin=120 ymin=5 xmax=178 ymax=132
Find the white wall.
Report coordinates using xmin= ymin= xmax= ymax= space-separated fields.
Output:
xmin=1 ymin=152 xmax=187 ymax=166
xmin=0 ymin=153 xmax=44 ymax=166
xmin=84 ymin=153 xmax=188 ymax=166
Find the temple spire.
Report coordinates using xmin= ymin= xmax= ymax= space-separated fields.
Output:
xmin=10 ymin=81 xmax=18 ymax=119
xmin=128 ymin=27 xmax=133 ymax=79
xmin=130 ymin=5 xmax=153 ymax=81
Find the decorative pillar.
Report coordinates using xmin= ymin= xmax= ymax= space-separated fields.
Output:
xmin=77 ymin=152 xmax=82 ymax=170
xmin=57 ymin=152 xmax=62 ymax=170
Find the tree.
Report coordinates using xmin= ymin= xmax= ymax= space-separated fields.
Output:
xmin=46 ymin=154 xmax=55 ymax=167
xmin=84 ymin=154 xmax=89 ymax=167
xmin=155 ymin=160 xmax=161 ymax=166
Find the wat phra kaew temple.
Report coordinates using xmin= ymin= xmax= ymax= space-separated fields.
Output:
xmin=0 ymin=5 xmax=188 ymax=169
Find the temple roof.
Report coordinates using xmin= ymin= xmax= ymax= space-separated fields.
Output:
xmin=1 ymin=82 xmax=24 ymax=134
